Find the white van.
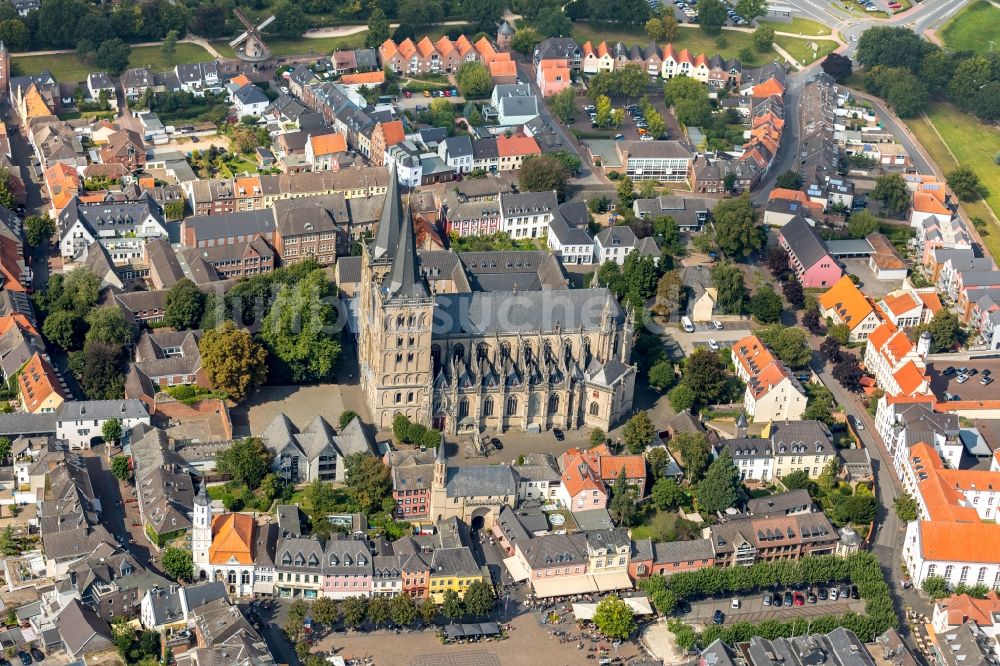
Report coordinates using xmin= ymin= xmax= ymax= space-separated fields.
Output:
xmin=681 ymin=316 xmax=695 ymax=333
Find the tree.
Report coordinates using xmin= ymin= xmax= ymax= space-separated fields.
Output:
xmin=365 ymin=7 xmax=390 ymax=48
xmin=833 ymin=356 xmax=863 ymax=391
xmin=736 ymin=0 xmax=768 ymax=19
xmin=622 ymin=411 xmax=655 ymax=455
xmin=111 ymin=456 xmax=131 ymax=482
xmin=367 ymin=596 xmax=391 ymax=629
xmin=645 ymin=109 xmax=667 ymax=139
xmin=855 ymin=26 xmax=930 ymax=71
xmin=24 ymin=216 xmax=56 ymax=249
xmin=914 ymin=308 xmax=962 ymax=353
xmin=37 ymin=0 xmax=89 ymax=48
xmin=922 ymin=575 xmax=950 ymax=599
xmin=803 ymin=307 xmax=823 ymax=334
xmin=162 ymin=548 xmax=193 ymax=581
xmin=652 ymin=268 xmax=683 ymax=317
xmin=85 ymin=307 xmax=134 ymax=348
xmin=592 ymin=595 xmax=635 ymax=639
xmin=781 ymin=470 xmax=812 ymax=491
xmin=102 ymin=418 xmax=123 ymax=445
xmin=0 ymin=20 xmax=29 ymax=51
xmin=648 ymin=358 xmax=675 ymax=392
xmin=398 ymin=0 xmax=442 ymax=28
xmin=947 ymin=55 xmax=993 ymax=110
xmin=441 ymin=590 xmax=463 ymax=621
xmin=609 ymin=468 xmax=639 ymax=526
xmin=697 ymin=449 xmax=740 ymax=513
xmin=344 ymin=453 xmax=392 ymax=513
xmin=713 ymin=194 xmax=762 ymax=258
xmin=463 ymin=580 xmax=495 ymax=618
xmin=549 ymin=151 xmax=583 ymax=175
xmin=549 ymin=86 xmax=577 ymax=123
xmin=682 ymin=347 xmax=731 ymax=407
xmin=427 ymin=97 xmax=455 ymax=128
xmin=95 ymin=38 xmax=131 ymax=76
xmin=311 ymin=597 xmax=339 ymax=627
xmin=77 ymin=342 xmax=127 ymax=400
xmin=673 ymin=431 xmax=712 ymax=483
xmin=191 ymin=4 xmax=228 ymax=38
xmin=803 ymin=384 xmax=835 ymax=427
xmin=947 ymin=166 xmax=987 ymax=202
xmin=456 ymin=61 xmax=491 ymax=99
xmin=535 ymin=6 xmax=573 ymax=36
xmin=0 ymin=437 xmax=10 ymax=461
xmin=616 ymin=65 xmax=648 ymax=100
xmin=894 ymin=494 xmax=918 ymax=522
xmin=161 ymin=29 xmax=178 ymax=64
xmin=827 ymin=324 xmax=850 ymax=347
xmin=749 ymin=285 xmax=783 ymax=323
xmin=756 ymin=324 xmax=812 ymax=369
xmin=341 ymin=596 xmax=368 ymax=629
xmin=783 ymin=278 xmax=805 ymax=309
xmin=216 ymin=438 xmax=273 ymax=490
xmin=668 ymin=384 xmax=697 ymax=413
xmin=338 ymin=411 xmax=359 ymax=429
xmin=697 ymin=0 xmax=727 ymax=34
xmin=200 ymin=322 xmax=267 ymax=402
xmin=271 ymin=0 xmax=308 ymax=39
xmin=646 ymin=17 xmax=665 ymax=41
xmin=821 ymin=53 xmax=853 ymax=82
xmin=390 ymin=593 xmax=417 ymax=626
xmin=43 ymin=310 xmax=85 ymax=351
xmin=847 ymin=210 xmax=880 ymax=239
xmin=752 ymin=25 xmax=774 ymax=52
xmin=164 ymin=279 xmax=206 ymax=330
xmin=652 ymin=477 xmax=685 ymax=511
xmin=0 ymin=526 xmax=19 ymax=556
xmin=775 ymin=170 xmax=803 ymax=190
xmin=662 ymin=14 xmax=679 ymax=40
xmin=832 ymin=494 xmax=876 ymax=524
xmin=510 ymin=27 xmax=541 ymax=55
xmin=647 ymin=447 xmax=669 ymax=479
xmin=711 ymin=263 xmax=748 ymax=315
xmin=467 ymin=0 xmax=502 ymax=31
xmin=519 ymin=155 xmax=570 ymax=199
xmin=871 ymin=173 xmax=910 ymax=217
xmin=419 ymin=600 xmax=438 ymax=626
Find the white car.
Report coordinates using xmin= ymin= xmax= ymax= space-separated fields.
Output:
xmin=730 ymin=598 xmax=740 ymax=609
xmin=708 ymin=339 xmax=720 ymax=351
xmin=712 ymin=320 xmax=724 ymax=330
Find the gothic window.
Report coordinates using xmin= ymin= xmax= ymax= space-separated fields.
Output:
xmin=431 ymin=344 xmax=441 ymax=370
xmin=483 ymin=397 xmax=494 ymax=417
xmin=459 ymin=398 xmax=469 ymax=419
xmin=549 ymin=394 xmax=560 ymax=414
xmin=524 ymin=344 xmax=533 ymax=365
xmin=500 ymin=341 xmax=511 ymax=362
xmin=612 ymin=334 xmax=619 ymax=356
xmin=506 ymin=396 xmax=518 ymax=416
xmin=583 ymin=337 xmax=592 ymax=364
xmin=589 ymin=401 xmax=600 ymax=416
xmin=476 ymin=342 xmax=489 ymax=362
xmin=543 ymin=340 xmax=553 ymax=361
xmin=241 ymin=570 xmax=251 ymax=584
xmin=564 ymin=338 xmax=574 ymax=367
xmin=396 ymin=316 xmax=404 ymax=328
xmin=395 ymin=392 xmax=402 ymax=404
xmin=453 ymin=344 xmax=465 ymax=362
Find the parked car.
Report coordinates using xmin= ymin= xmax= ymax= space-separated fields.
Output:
xmin=404 ymin=90 xmax=412 ymax=98
xmin=772 ymin=591 xmax=782 ymax=607
xmin=451 ymin=88 xmax=459 ymax=96
xmin=957 ymin=373 xmax=970 ymax=384
xmin=713 ymin=610 xmax=725 ymax=625
xmin=942 ymin=366 xmax=957 ymax=376
xmin=676 ymin=600 xmax=691 ymax=614
xmin=29 ymin=650 xmax=43 ymax=663
xmin=850 ymin=585 xmax=860 ymax=599
xmin=708 ymin=339 xmax=720 ymax=351
xmin=423 ymin=90 xmax=431 ymax=97
xmin=730 ymin=598 xmax=740 ymax=609
xmin=968 ymin=368 xmax=979 ymax=376
xmin=18 ymin=652 xmax=30 ymax=666
xmin=850 ymin=415 xmax=865 ymax=431
xmin=639 ymin=134 xmax=653 ymax=141
xmin=818 ymin=587 xmax=828 ymax=600
xmin=712 ymin=320 xmax=723 ymax=330
xmin=491 ymin=437 xmax=503 ymax=450
xmin=553 ymin=428 xmax=565 ymax=441
xmin=982 ymin=376 xmax=995 ymax=386
xmin=762 ymin=592 xmax=772 ymax=606
xmin=783 ymin=591 xmax=793 ymax=606
xmin=807 ymin=592 xmax=817 ymax=604
xmin=793 ymin=592 xmax=805 ymax=606
xmin=443 ymin=89 xmax=451 ymax=97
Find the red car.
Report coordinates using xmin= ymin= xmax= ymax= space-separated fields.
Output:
xmin=444 ymin=89 xmax=451 ymax=97
xmin=888 ymin=2 xmax=900 ymax=7
xmin=793 ymin=593 xmax=805 ymax=606
xmin=404 ymin=90 xmax=412 ymax=98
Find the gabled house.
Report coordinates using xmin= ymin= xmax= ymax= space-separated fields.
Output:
xmin=777 ymin=215 xmax=842 ymax=288
xmin=17 ymin=352 xmax=67 ymax=414
xmin=819 ymin=275 xmax=883 ymax=343
xmin=57 ymin=192 xmax=168 ymax=263
xmin=731 ymin=334 xmax=807 ymax=423
xmin=262 ymin=414 xmax=376 ymax=484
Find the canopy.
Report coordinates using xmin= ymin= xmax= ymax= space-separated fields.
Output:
xmin=503 ymin=556 xmax=531 ymax=582
xmin=444 ymin=622 xmax=503 ymax=639
xmin=572 ymin=595 xmax=654 ymax=621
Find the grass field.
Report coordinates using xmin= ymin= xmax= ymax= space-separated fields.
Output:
xmin=904 ymin=103 xmax=1000 ymax=263
xmin=213 ymin=32 xmax=368 ymax=59
xmin=940 ymin=0 xmax=1000 ymax=54
xmin=760 ymin=16 xmax=832 ymax=36
xmin=14 ymin=43 xmax=213 ymax=83
xmin=573 ymin=22 xmax=766 ymax=61
xmin=775 ymin=34 xmax=837 ymax=64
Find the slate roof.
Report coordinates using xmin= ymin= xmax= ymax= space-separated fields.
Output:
xmin=445 ymin=464 xmax=517 ymax=498
xmin=430 ymin=547 xmax=481 ymax=577
xmin=780 ymin=214 xmax=830 ymax=269
xmin=432 ymin=288 xmax=623 ymax=335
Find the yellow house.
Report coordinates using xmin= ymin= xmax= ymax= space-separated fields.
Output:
xmin=17 ymin=352 xmax=67 ymax=414
xmin=428 ymin=547 xmax=484 ymax=603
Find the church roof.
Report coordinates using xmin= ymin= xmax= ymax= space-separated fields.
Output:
xmin=210 ymin=513 xmax=255 ymax=566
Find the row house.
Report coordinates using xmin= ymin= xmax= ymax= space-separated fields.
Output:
xmin=57 ymin=192 xmax=168 ymax=264
xmin=710 ymin=512 xmax=839 ymax=566
xmin=174 ymin=62 xmax=221 ymax=96
xmin=818 ymin=275 xmax=883 ymax=343
xmin=690 ymin=152 xmax=761 ymax=195
xmin=968 ymin=290 xmax=1000 ymax=350
xmin=180 ymin=209 xmax=276 ymax=249
xmin=378 ymin=35 xmax=512 ymax=76
xmin=721 ymin=418 xmax=837 ymax=482
xmin=385 ymin=449 xmax=436 ymax=520
xmin=862 ymin=322 xmax=931 ymax=399
xmin=557 ymin=445 xmax=646 ymax=513
xmin=259 ymin=168 xmax=390 ymax=206
xmin=629 ymin=538 xmax=716 ymax=580
xmin=731 ymin=334 xmax=807 ymax=423
xmin=182 ymin=236 xmax=276 ymax=281
xmin=513 ymin=528 xmax=633 ymax=598
xmin=877 ymin=396 xmax=960 ymax=481
xmin=183 ymin=177 xmax=264 ymax=216
xmin=877 ymin=289 xmax=940 ymax=328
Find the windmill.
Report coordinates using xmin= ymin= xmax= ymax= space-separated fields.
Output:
xmin=230 ymin=8 xmax=275 ymax=63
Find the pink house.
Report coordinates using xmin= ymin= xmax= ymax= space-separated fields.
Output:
xmin=536 ymin=59 xmax=571 ymax=96
xmin=322 ymin=538 xmax=373 ymax=599
xmin=778 ymin=215 xmax=843 ymax=288
xmin=557 ymin=453 xmax=608 ymax=511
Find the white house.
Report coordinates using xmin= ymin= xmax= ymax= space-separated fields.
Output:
xmin=438 ymin=135 xmax=473 ymax=174
xmin=731 ymin=334 xmax=807 ymax=423
xmin=86 ymin=73 xmax=117 ymax=109
xmin=175 ymin=62 xmax=222 ymax=96
xmin=931 ymin=592 xmax=1000 ymax=640
xmin=547 ymin=213 xmax=594 ymax=265
xmin=725 ymin=435 xmax=773 ymax=482
xmin=233 ymin=84 xmax=270 ymax=118
xmin=57 ymin=193 xmax=169 ymax=263
xmin=497 ymin=95 xmax=540 ymax=126
xmin=593 ymin=226 xmax=660 ymax=266
xmin=386 ymin=143 xmax=423 ymax=188
xmin=500 ymin=191 xmax=557 ymax=239
xmin=55 ymin=400 xmax=151 ymax=449
xmin=861 ymin=322 xmax=931 ymax=399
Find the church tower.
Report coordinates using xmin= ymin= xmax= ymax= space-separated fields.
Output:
xmin=0 ymin=43 xmax=9 ymax=97
xmin=358 ymin=166 xmax=436 ymax=430
xmin=429 ymin=440 xmax=448 ymax=522
xmin=191 ymin=481 xmax=213 ymax=575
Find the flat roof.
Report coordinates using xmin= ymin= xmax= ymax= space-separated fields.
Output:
xmin=826 ymin=239 xmax=874 ymax=257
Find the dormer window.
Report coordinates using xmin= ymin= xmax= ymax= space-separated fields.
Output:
xmin=330 ymin=555 xmax=340 ymax=566
xmin=282 ymin=553 xmax=292 ymax=565
xmin=307 ymin=553 xmax=319 ymax=566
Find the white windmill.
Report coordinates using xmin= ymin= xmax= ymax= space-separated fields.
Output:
xmin=230 ymin=8 xmax=275 ymax=63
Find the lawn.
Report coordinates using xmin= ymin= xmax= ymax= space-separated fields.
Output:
xmin=630 ymin=507 xmax=679 ymax=541
xmin=214 ymin=32 xmax=368 ymax=59
xmin=14 ymin=43 xmax=213 ymax=83
xmin=760 ymin=16 xmax=832 ymax=36
xmin=904 ymin=102 xmax=1000 ymax=263
xmin=572 ymin=22 xmax=766 ymax=62
xmin=940 ymin=0 xmax=1000 ymax=54
xmin=774 ymin=34 xmax=837 ymax=65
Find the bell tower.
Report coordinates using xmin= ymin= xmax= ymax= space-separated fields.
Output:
xmin=0 ymin=43 xmax=9 ymax=97
xmin=191 ymin=481 xmax=213 ymax=574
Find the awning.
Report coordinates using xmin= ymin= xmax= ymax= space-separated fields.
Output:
xmin=572 ymin=595 xmax=654 ymax=621
xmin=593 ymin=570 xmax=634 ymax=593
xmin=503 ymin=556 xmax=531 ymax=582
xmin=531 ymin=574 xmax=600 ymax=598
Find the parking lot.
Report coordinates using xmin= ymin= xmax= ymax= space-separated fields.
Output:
xmin=926 ymin=360 xmax=1000 ymax=402
xmin=571 ymin=98 xmax=676 ymax=143
xmin=666 ymin=0 xmax=751 ymax=26
xmin=656 ymin=319 xmax=753 ymax=356
xmin=686 ymin=588 xmax=866 ymax=627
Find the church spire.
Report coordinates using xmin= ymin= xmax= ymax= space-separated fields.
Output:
xmin=373 ymin=164 xmax=403 ymax=261
xmin=386 ymin=188 xmax=429 ymax=299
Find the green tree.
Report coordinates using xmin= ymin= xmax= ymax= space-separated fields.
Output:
xmin=111 ymin=456 xmax=131 ymax=482
xmin=756 ymin=324 xmax=812 ymax=369
xmin=549 ymin=86 xmax=577 ymax=123
xmin=463 ymin=580 xmax=495 ymax=618
xmin=648 ymin=358 xmax=675 ymax=392
xmin=590 ymin=428 xmax=607 ymax=446
xmin=216 ymin=437 xmax=273 ymax=490
xmin=736 ymin=0 xmax=768 ymax=18
xmin=752 ymin=25 xmax=774 ymax=52
xmin=200 ymin=321 xmax=267 ymax=402
xmin=518 ymin=155 xmax=570 ymax=199
xmin=711 ymin=263 xmax=748 ymax=315
xmin=616 ymin=65 xmax=648 ymax=100
xmin=272 ymin=0 xmax=308 ymax=38
xmin=646 ymin=17 xmax=665 ymax=41
xmin=367 ymin=596 xmax=392 ymax=629
xmin=43 ymin=310 xmax=85 ymax=351
xmin=922 ymin=575 xmax=950 ymax=599
xmin=622 ymin=411 xmax=655 ymax=454
xmin=161 ymin=29 xmax=178 ymax=64
xmin=592 ymin=595 xmax=635 ymax=639
xmin=847 ymin=210 xmax=880 ymax=238
xmin=696 ymin=448 xmax=740 ymax=513
xmin=466 ymin=0 xmax=503 ymax=31
xmin=338 ymin=411 xmax=359 ymax=429
xmin=609 ymin=469 xmax=639 ymax=526
xmin=0 ymin=437 xmax=10 ymax=461
xmin=832 ymin=494 xmax=877 ymax=524
xmin=673 ymin=431 xmax=712 ymax=482
xmin=456 ymin=61 xmax=491 ymax=98
xmin=0 ymin=526 xmax=19 ymax=556
xmin=162 ymin=548 xmax=193 ymax=581
xmin=775 ymin=170 xmax=803 ymax=190
xmin=441 ymin=589 xmax=464 ymax=621
xmin=390 ymin=593 xmax=417 ymax=626
xmin=782 ymin=469 xmax=812 ymax=491
xmin=102 ymin=419 xmax=123 ymax=445
xmin=595 ymin=93 xmax=613 ymax=127
xmin=749 ymin=285 xmax=783 ymax=323
xmin=365 ymin=7 xmax=390 ymax=48
xmin=651 ymin=477 xmax=685 ymax=510
xmin=668 ymin=384 xmax=696 ymax=413
xmin=85 ymin=307 xmax=134 ymax=348
xmin=510 ymin=27 xmax=542 ymax=55
xmin=802 ymin=384 xmax=836 ymax=427
xmin=534 ymin=6 xmax=572 ymax=36
xmin=549 ymin=150 xmax=582 ymax=175
xmin=913 ymin=308 xmax=962 ymax=353
xmin=697 ymin=0 xmax=727 ymax=33
xmin=894 ymin=493 xmax=918 ymax=522
xmin=24 ymin=216 xmax=56 ymax=249
xmin=344 ymin=452 xmax=392 ymax=513
xmin=76 ymin=342 xmax=127 ymax=400
xmin=855 ymin=25 xmax=930 ymax=70
xmin=164 ymin=278 xmax=206 ymax=330
xmin=427 ymin=97 xmax=455 ymax=127
xmin=647 ymin=447 xmax=669 ymax=479
xmin=946 ymin=166 xmax=987 ymax=202
xmin=828 ymin=323 xmax=851 ymax=346
xmin=420 ymin=600 xmax=438 ymax=625
xmin=713 ymin=194 xmax=762 ymax=258
xmin=95 ymin=38 xmax=131 ymax=75
xmin=341 ymin=596 xmax=368 ymax=629
xmin=871 ymin=173 xmax=910 ymax=217
xmin=681 ymin=347 xmax=731 ymax=407
xmin=661 ymin=13 xmax=679 ymax=40
xmin=0 ymin=20 xmax=29 ymax=51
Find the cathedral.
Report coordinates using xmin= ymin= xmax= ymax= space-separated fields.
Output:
xmin=357 ymin=169 xmax=637 ymax=436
